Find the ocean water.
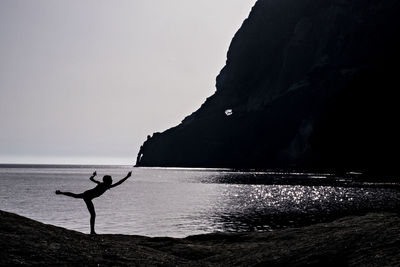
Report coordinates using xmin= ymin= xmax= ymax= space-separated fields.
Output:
xmin=0 ymin=165 xmax=399 ymax=237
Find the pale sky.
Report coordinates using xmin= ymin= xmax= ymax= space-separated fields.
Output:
xmin=0 ymin=0 xmax=256 ymax=165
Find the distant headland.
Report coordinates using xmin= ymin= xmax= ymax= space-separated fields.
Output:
xmin=136 ymin=0 xmax=400 ymax=177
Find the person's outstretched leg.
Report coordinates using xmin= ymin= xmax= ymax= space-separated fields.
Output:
xmin=84 ymin=198 xmax=96 ymax=234
xmin=55 ymin=190 xmax=83 ymax=198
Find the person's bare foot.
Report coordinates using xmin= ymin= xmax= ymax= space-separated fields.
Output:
xmin=55 ymin=190 xmax=61 ymax=195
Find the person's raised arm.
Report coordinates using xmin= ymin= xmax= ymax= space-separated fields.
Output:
xmin=89 ymin=171 xmax=101 ymax=184
xmin=110 ymin=171 xmax=132 ymax=188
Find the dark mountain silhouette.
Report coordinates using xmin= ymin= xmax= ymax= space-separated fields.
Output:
xmin=136 ymin=0 xmax=400 ymax=176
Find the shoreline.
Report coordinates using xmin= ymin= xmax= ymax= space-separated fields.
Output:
xmin=1 ymin=210 xmax=399 ymax=266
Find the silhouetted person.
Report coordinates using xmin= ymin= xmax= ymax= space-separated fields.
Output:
xmin=55 ymin=171 xmax=132 ymax=234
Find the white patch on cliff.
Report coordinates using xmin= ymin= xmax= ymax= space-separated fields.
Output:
xmin=225 ymin=109 xmax=233 ymax=116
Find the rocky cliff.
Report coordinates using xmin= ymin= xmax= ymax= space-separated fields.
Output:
xmin=137 ymin=0 xmax=400 ymax=175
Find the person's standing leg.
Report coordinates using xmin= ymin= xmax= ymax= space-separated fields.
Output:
xmin=84 ymin=198 xmax=96 ymax=234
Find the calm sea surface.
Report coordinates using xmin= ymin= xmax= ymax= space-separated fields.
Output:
xmin=1 ymin=165 xmax=399 ymax=237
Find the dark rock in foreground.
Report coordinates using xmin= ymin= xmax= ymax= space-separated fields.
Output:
xmin=1 ymin=210 xmax=400 ymax=266
xmin=137 ymin=0 xmax=400 ymax=176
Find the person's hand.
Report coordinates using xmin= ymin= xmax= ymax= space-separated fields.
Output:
xmin=126 ymin=171 xmax=132 ymax=178
xmin=92 ymin=171 xmax=97 ymax=177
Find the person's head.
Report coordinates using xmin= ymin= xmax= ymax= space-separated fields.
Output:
xmin=103 ymin=175 xmax=112 ymax=185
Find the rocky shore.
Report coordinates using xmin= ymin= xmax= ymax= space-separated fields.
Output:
xmin=1 ymin=210 xmax=400 ymax=266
